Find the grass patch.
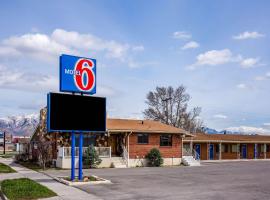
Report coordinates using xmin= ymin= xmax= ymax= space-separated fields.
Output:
xmin=0 ymin=152 xmax=17 ymax=158
xmin=0 ymin=154 xmax=14 ymax=158
xmin=1 ymin=178 xmax=57 ymax=200
xmin=0 ymin=163 xmax=16 ymax=173
xmin=16 ymin=161 xmax=42 ymax=171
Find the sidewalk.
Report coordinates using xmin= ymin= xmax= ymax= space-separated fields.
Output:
xmin=0 ymin=158 xmax=103 ymax=200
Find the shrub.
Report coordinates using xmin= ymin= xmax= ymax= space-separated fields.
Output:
xmin=83 ymin=145 xmax=102 ymax=168
xmin=145 ymin=148 xmax=163 ymax=167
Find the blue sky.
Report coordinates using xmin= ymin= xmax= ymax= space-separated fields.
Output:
xmin=0 ymin=0 xmax=270 ymax=133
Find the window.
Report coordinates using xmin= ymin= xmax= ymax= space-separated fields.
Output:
xmin=160 ymin=134 xmax=172 ymax=146
xmin=267 ymin=145 xmax=270 ymax=152
xmin=231 ymin=144 xmax=238 ymax=153
xmin=260 ymin=144 xmax=264 ymax=153
xmin=137 ymin=134 xmax=149 ymax=144
xmin=215 ymin=144 xmax=219 ymax=153
xmin=222 ymin=144 xmax=230 ymax=153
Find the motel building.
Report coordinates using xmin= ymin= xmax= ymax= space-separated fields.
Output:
xmin=30 ymin=108 xmax=270 ymax=168
xmin=30 ymin=108 xmax=194 ymax=168
xmin=183 ymin=133 xmax=270 ymax=161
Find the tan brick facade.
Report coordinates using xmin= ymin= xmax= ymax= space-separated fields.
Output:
xmin=129 ymin=133 xmax=182 ymax=159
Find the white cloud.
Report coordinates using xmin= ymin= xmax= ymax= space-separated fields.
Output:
xmin=233 ymin=31 xmax=265 ymax=40
xmin=263 ymin=123 xmax=270 ymax=127
xmin=172 ymin=31 xmax=192 ymax=40
xmin=132 ymin=45 xmax=144 ymax=51
xmin=96 ymin=85 xmax=117 ymax=97
xmin=0 ymin=64 xmax=117 ymax=97
xmin=51 ymin=29 xmax=130 ymax=60
xmin=127 ymin=60 xmax=158 ymax=68
xmin=226 ymin=126 xmax=270 ymax=135
xmin=3 ymin=32 xmax=74 ymax=62
xmin=181 ymin=41 xmax=199 ymax=50
xmin=237 ymin=83 xmax=247 ymax=89
xmin=240 ymin=57 xmax=260 ymax=68
xmin=0 ymin=29 xmax=146 ymax=67
xmin=187 ymin=49 xmax=241 ymax=70
xmin=0 ymin=46 xmax=21 ymax=57
xmin=188 ymin=49 xmax=263 ymax=70
xmin=0 ymin=65 xmax=58 ymax=92
xmin=254 ymin=71 xmax=270 ymax=81
xmin=213 ymin=114 xmax=228 ymax=119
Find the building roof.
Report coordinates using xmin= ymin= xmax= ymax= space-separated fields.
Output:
xmin=184 ymin=133 xmax=270 ymax=143
xmin=107 ymin=118 xmax=190 ymax=135
xmin=15 ymin=138 xmax=30 ymax=144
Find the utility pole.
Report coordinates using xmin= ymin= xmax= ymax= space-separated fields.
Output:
xmin=3 ymin=131 xmax=6 ymax=155
xmin=162 ymin=97 xmax=172 ymax=124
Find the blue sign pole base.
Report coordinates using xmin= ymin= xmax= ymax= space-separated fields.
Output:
xmin=78 ymin=132 xmax=83 ymax=180
xmin=71 ymin=131 xmax=75 ymax=181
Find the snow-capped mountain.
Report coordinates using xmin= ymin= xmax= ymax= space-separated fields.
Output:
xmin=0 ymin=113 xmax=39 ymax=136
xmin=202 ymin=127 xmax=269 ymax=135
xmin=203 ymin=127 xmax=240 ymax=134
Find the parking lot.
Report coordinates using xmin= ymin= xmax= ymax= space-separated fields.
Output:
xmin=46 ymin=161 xmax=270 ymax=200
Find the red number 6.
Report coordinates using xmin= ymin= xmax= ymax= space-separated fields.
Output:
xmin=74 ymin=59 xmax=95 ymax=91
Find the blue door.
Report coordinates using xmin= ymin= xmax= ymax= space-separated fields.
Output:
xmin=209 ymin=144 xmax=214 ymax=160
xmin=195 ymin=144 xmax=201 ymax=160
xmin=242 ymin=144 xmax=247 ymax=159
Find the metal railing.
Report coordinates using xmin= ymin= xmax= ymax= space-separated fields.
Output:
xmin=122 ymin=145 xmax=129 ymax=167
xmin=95 ymin=147 xmax=111 ymax=158
xmin=58 ymin=147 xmax=111 ymax=158
xmin=183 ymin=147 xmax=200 ymax=160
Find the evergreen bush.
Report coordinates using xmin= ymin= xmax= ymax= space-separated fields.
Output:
xmin=145 ymin=148 xmax=163 ymax=167
xmin=83 ymin=145 xmax=102 ymax=168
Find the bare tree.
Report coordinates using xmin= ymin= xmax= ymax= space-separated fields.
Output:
xmin=143 ymin=86 xmax=203 ymax=133
xmin=36 ymin=133 xmax=53 ymax=170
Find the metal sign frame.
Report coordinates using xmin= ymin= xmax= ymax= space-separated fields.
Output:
xmin=46 ymin=93 xmax=106 ymax=133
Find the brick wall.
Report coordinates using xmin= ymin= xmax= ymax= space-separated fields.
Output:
xmin=222 ymin=152 xmax=238 ymax=159
xmin=128 ymin=133 xmax=182 ymax=159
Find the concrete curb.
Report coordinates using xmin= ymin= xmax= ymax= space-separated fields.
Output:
xmin=0 ymin=186 xmax=8 ymax=200
xmin=53 ymin=175 xmax=112 ymax=186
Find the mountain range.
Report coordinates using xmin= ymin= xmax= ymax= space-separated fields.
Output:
xmin=0 ymin=113 xmax=263 ymax=136
xmin=202 ymin=127 xmax=263 ymax=135
xmin=0 ymin=114 xmax=39 ymax=136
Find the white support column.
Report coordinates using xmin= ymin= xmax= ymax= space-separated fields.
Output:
xmin=190 ymin=140 xmax=193 ymax=153
xmin=127 ymin=133 xmax=130 ymax=167
xmin=62 ymin=147 xmax=65 ymax=158
xmin=219 ymin=143 xmax=222 ymax=160
xmin=264 ymin=143 xmax=267 ymax=159
xmin=237 ymin=144 xmax=240 ymax=159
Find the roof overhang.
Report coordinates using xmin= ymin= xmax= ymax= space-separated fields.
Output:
xmin=107 ymin=129 xmax=189 ymax=135
xmin=184 ymin=139 xmax=270 ymax=144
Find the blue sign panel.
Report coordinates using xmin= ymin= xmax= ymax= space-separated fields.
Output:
xmin=60 ymin=54 xmax=96 ymax=94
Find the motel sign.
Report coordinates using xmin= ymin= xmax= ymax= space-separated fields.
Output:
xmin=60 ymin=54 xmax=96 ymax=94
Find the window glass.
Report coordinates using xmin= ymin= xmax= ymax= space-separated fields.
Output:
xmin=137 ymin=134 xmax=149 ymax=144
xmin=216 ymin=144 xmax=219 ymax=153
xmin=160 ymin=134 xmax=172 ymax=146
xmin=221 ymin=144 xmax=225 ymax=153
xmin=231 ymin=144 xmax=237 ymax=153
xmin=260 ymin=144 xmax=264 ymax=152
xmin=267 ymin=144 xmax=270 ymax=152
xmin=222 ymin=144 xmax=230 ymax=153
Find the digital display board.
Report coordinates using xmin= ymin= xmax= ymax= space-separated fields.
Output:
xmin=47 ymin=93 xmax=106 ymax=132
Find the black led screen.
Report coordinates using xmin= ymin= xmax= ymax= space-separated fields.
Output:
xmin=47 ymin=93 xmax=106 ymax=132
